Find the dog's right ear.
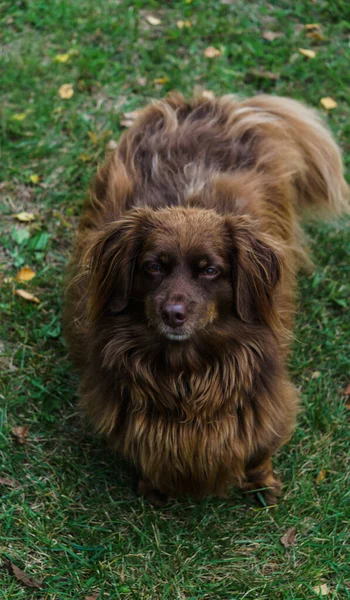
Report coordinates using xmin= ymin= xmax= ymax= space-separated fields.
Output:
xmin=83 ymin=211 xmax=146 ymax=321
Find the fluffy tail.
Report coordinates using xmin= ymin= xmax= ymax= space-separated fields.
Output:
xmin=225 ymin=94 xmax=349 ymax=218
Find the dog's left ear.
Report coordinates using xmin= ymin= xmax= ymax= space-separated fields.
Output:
xmin=225 ymin=215 xmax=283 ymax=325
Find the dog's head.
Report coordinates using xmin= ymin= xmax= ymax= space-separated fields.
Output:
xmin=86 ymin=207 xmax=282 ymax=341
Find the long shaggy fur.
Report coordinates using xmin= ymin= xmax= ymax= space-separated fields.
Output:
xmin=64 ymin=93 xmax=348 ymax=504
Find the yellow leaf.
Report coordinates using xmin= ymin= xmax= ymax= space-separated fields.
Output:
xmin=298 ymin=48 xmax=316 ymax=59
xmin=204 ymin=46 xmax=222 ymax=58
xmin=153 ymin=77 xmax=168 ymax=85
xmin=29 ymin=174 xmax=39 ymax=184
xmin=315 ymin=469 xmax=326 ymax=483
xmin=311 ymin=371 xmax=321 ymax=379
xmin=320 ymin=97 xmax=337 ymax=110
xmin=78 ymin=153 xmax=91 ymax=162
xmin=146 ymin=15 xmax=161 ymax=26
xmin=177 ymin=20 xmax=191 ymax=29
xmin=58 ymin=83 xmax=74 ymax=99
xmin=307 ymin=31 xmax=324 ymax=41
xmin=54 ymin=52 xmax=70 ymax=63
xmin=313 ymin=584 xmax=329 ymax=596
xmin=88 ymin=131 xmax=98 ymax=145
xmin=13 ymin=212 xmax=35 ymax=222
xmin=16 ymin=267 xmax=36 ymax=282
xmin=15 ymin=289 xmax=40 ymax=304
xmin=185 ymin=0 xmax=192 ymax=3
xmin=305 ymin=23 xmax=321 ymax=31
xmin=12 ymin=113 xmax=27 ymax=121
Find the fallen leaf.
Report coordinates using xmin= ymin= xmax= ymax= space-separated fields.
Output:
xmin=204 ymin=46 xmax=222 ymax=58
xmin=12 ymin=425 xmax=29 ymax=444
xmin=146 ymin=15 xmax=161 ymax=26
xmin=320 ymin=97 xmax=337 ymax=110
xmin=29 ymin=174 xmax=39 ymax=184
xmin=307 ymin=31 xmax=325 ymax=41
xmin=137 ymin=76 xmax=147 ymax=86
xmin=0 ymin=476 xmax=19 ymax=489
xmin=5 ymin=561 xmax=42 ymax=589
xmin=13 ymin=211 xmax=35 ymax=222
xmin=316 ymin=469 xmax=326 ymax=483
xmin=78 ymin=153 xmax=91 ymax=162
xmin=343 ymin=382 xmax=350 ymax=396
xmin=250 ymin=68 xmax=280 ymax=80
xmin=105 ymin=140 xmax=118 ymax=152
xmin=120 ymin=111 xmax=140 ymax=128
xmin=280 ymin=526 xmax=297 ymax=548
xmin=153 ymin=76 xmax=168 ymax=85
xmin=86 ymin=594 xmax=99 ymax=600
xmin=314 ymin=584 xmax=329 ymax=596
xmin=54 ymin=52 xmax=70 ymax=63
xmin=15 ymin=289 xmax=40 ymax=304
xmin=177 ymin=20 xmax=191 ymax=29
xmin=16 ymin=267 xmax=36 ymax=282
xmin=311 ymin=371 xmax=321 ymax=379
xmin=305 ymin=23 xmax=321 ymax=31
xmin=59 ymin=83 xmax=74 ymax=99
xmin=12 ymin=112 xmax=27 ymax=121
xmin=263 ymin=31 xmax=284 ymax=41
xmin=88 ymin=131 xmax=98 ymax=145
xmin=201 ymin=90 xmax=215 ymax=100
xmin=298 ymin=48 xmax=316 ymax=59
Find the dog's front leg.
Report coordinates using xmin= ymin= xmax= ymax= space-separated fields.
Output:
xmin=242 ymin=457 xmax=282 ymax=506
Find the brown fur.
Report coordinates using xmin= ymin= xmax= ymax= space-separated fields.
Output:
xmin=64 ymin=93 xmax=348 ymax=505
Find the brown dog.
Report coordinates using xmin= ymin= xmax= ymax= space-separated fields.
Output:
xmin=64 ymin=93 xmax=348 ymax=506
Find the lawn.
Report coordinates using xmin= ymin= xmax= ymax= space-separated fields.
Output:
xmin=0 ymin=1 xmax=349 ymax=598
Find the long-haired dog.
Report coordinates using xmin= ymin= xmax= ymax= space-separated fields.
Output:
xmin=64 ymin=93 xmax=348 ymax=506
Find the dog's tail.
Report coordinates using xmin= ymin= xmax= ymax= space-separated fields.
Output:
xmin=225 ymin=94 xmax=349 ymax=218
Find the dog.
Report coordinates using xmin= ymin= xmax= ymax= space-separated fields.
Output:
xmin=64 ymin=93 xmax=348 ymax=506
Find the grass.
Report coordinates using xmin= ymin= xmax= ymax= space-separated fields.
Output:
xmin=0 ymin=0 xmax=349 ymax=598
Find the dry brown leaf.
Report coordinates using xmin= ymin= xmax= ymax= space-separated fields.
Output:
xmin=5 ymin=561 xmax=42 ymax=589
xmin=86 ymin=594 xmax=100 ymax=600
xmin=298 ymin=48 xmax=316 ymax=59
xmin=314 ymin=584 xmax=329 ymax=596
xmin=0 ymin=476 xmax=19 ymax=489
xmin=250 ymin=68 xmax=280 ymax=80
xmin=15 ymin=289 xmax=40 ymax=304
xmin=316 ymin=469 xmax=326 ymax=483
xmin=280 ymin=526 xmax=297 ymax=548
xmin=16 ymin=267 xmax=36 ymax=282
xmin=263 ymin=31 xmax=284 ymax=41
xmin=204 ymin=46 xmax=222 ymax=58
xmin=343 ymin=382 xmax=350 ymax=396
xmin=146 ymin=15 xmax=161 ymax=26
xmin=311 ymin=371 xmax=321 ymax=379
xmin=12 ymin=425 xmax=29 ymax=445
xmin=59 ymin=83 xmax=74 ymax=99
xmin=13 ymin=211 xmax=35 ymax=222
xmin=320 ymin=97 xmax=337 ymax=110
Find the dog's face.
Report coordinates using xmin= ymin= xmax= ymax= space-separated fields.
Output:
xmin=88 ymin=207 xmax=282 ymax=341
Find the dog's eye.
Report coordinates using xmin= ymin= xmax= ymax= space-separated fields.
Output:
xmin=144 ymin=262 xmax=163 ymax=275
xmin=202 ymin=266 xmax=219 ymax=278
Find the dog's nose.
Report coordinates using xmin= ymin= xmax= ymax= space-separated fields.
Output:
xmin=162 ymin=303 xmax=187 ymax=328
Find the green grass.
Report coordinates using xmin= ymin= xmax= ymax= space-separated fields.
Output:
xmin=1 ymin=1 xmax=349 ymax=598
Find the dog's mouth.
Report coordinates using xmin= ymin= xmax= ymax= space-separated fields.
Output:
xmin=159 ymin=325 xmax=191 ymax=342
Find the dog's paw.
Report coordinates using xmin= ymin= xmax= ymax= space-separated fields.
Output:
xmin=137 ymin=479 xmax=168 ymax=507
